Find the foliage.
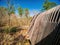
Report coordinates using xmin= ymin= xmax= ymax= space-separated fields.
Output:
xmin=7 ymin=0 xmax=15 ymax=15
xmin=18 ymin=7 xmax=23 ymax=17
xmin=25 ymin=8 xmax=29 ymax=18
xmin=10 ymin=27 xmax=17 ymax=33
xmin=6 ymin=0 xmax=15 ymax=31
xmin=0 ymin=0 xmax=31 ymax=45
xmin=43 ymin=0 xmax=57 ymax=10
xmin=9 ymin=5 xmax=15 ymax=14
xmin=4 ymin=28 xmax=9 ymax=33
xmin=0 ymin=6 xmax=8 ymax=27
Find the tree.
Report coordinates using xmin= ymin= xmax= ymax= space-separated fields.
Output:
xmin=18 ymin=7 xmax=23 ymax=17
xmin=6 ymin=0 xmax=15 ymax=32
xmin=0 ymin=7 xmax=8 ymax=27
xmin=25 ymin=8 xmax=29 ymax=18
xmin=10 ymin=5 xmax=15 ymax=14
xmin=7 ymin=0 xmax=15 ymax=15
xmin=43 ymin=0 xmax=57 ymax=10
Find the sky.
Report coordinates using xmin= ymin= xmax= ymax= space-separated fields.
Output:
xmin=0 ymin=0 xmax=60 ymax=16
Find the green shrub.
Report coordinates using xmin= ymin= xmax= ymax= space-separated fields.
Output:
xmin=2 ymin=27 xmax=9 ymax=33
xmin=10 ymin=27 xmax=17 ymax=33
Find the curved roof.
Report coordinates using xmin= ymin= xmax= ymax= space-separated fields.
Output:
xmin=27 ymin=5 xmax=60 ymax=45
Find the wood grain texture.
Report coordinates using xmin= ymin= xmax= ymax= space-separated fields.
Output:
xmin=27 ymin=5 xmax=60 ymax=45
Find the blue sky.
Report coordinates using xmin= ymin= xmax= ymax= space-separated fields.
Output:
xmin=0 ymin=0 xmax=60 ymax=16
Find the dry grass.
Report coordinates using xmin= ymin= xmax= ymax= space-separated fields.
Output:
xmin=0 ymin=30 xmax=30 ymax=45
xmin=0 ymin=16 xmax=32 ymax=45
